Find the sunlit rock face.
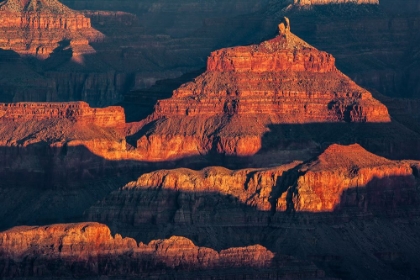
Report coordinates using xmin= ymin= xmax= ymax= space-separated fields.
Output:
xmin=130 ymin=18 xmax=390 ymax=161
xmin=0 ymin=222 xmax=275 ymax=277
xmin=0 ymin=0 xmax=103 ymax=58
xmin=292 ymin=0 xmax=379 ymax=5
xmin=275 ymin=144 xmax=417 ymax=212
xmin=87 ymin=144 xmax=417 ymax=235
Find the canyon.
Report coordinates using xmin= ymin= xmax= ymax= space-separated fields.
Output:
xmin=291 ymin=0 xmax=379 ymax=5
xmin=0 ymin=0 xmax=420 ymax=279
xmin=128 ymin=20 xmax=420 ymax=163
xmin=1 ymin=0 xmax=419 ymax=108
xmin=82 ymin=144 xmax=420 ymax=279
xmin=1 ymin=142 xmax=419 ymax=278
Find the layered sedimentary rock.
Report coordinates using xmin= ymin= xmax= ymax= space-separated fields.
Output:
xmin=276 ymin=144 xmax=417 ymax=212
xmin=83 ymin=144 xmax=420 ymax=279
xmin=0 ymin=101 xmax=124 ymax=127
xmin=0 ymin=222 xmax=274 ymax=277
xmin=130 ymin=19 xmax=390 ymax=161
xmin=0 ymin=101 xmax=125 ymax=149
xmin=87 ymin=144 xmax=418 ymax=241
xmin=0 ymin=101 xmax=128 ymax=201
xmin=0 ymin=0 xmax=103 ymax=58
xmin=292 ymin=0 xmax=379 ymax=5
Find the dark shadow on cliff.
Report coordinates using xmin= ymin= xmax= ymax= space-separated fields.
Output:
xmin=42 ymin=40 xmax=73 ymax=71
xmin=0 ymin=143 xmax=210 ymax=231
xmin=0 ymin=142 xmax=257 ymax=231
xmin=258 ymin=121 xmax=420 ymax=161
xmin=82 ymin=172 xmax=420 ymax=279
xmin=0 ymin=140 xmax=419 ymax=279
xmin=119 ymin=68 xmax=205 ymax=123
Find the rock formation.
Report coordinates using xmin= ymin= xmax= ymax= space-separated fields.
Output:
xmin=129 ymin=18 xmax=390 ymax=161
xmin=87 ymin=144 xmax=419 ymax=244
xmin=0 ymin=101 xmax=125 ymax=127
xmin=0 ymin=101 xmax=128 ymax=196
xmin=0 ymin=222 xmax=275 ymax=277
xmin=292 ymin=0 xmax=379 ymax=6
xmin=0 ymin=0 xmax=103 ymax=59
xmin=275 ymin=144 xmax=417 ymax=212
xmin=0 ymin=101 xmax=125 ymax=150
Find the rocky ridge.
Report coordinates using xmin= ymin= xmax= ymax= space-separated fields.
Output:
xmin=130 ymin=18 xmax=390 ymax=161
xmin=0 ymin=0 xmax=103 ymax=58
xmin=291 ymin=0 xmax=379 ymax=6
xmin=87 ymin=144 xmax=419 ymax=243
xmin=0 ymin=102 xmax=124 ymax=127
xmin=0 ymin=222 xmax=275 ymax=277
xmin=276 ymin=144 xmax=417 ymax=212
xmin=82 ymin=143 xmax=420 ymax=279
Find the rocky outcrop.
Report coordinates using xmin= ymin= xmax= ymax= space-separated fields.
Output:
xmin=87 ymin=144 xmax=419 ymax=240
xmin=130 ymin=19 xmax=390 ymax=161
xmin=0 ymin=222 xmax=274 ymax=277
xmin=276 ymin=144 xmax=417 ymax=212
xmin=291 ymin=0 xmax=379 ymax=6
xmin=0 ymin=0 xmax=103 ymax=58
xmin=0 ymin=101 xmax=125 ymax=127
xmin=0 ymin=102 xmax=128 ymax=192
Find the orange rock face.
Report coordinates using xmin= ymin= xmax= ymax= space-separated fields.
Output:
xmin=276 ymin=144 xmax=417 ymax=212
xmin=0 ymin=0 xmax=103 ymax=58
xmin=87 ymin=144 xmax=418 ymax=235
xmin=0 ymin=102 xmax=127 ymax=168
xmin=131 ymin=18 xmax=391 ymax=161
xmin=292 ymin=0 xmax=379 ymax=5
xmin=121 ymin=162 xmax=300 ymax=212
xmin=0 ymin=101 xmax=125 ymax=127
xmin=0 ymin=222 xmax=274 ymax=277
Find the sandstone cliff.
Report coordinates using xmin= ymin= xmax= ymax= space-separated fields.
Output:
xmin=0 ymin=222 xmax=275 ymax=277
xmin=0 ymin=101 xmax=124 ymax=127
xmin=129 ymin=19 xmax=390 ymax=161
xmin=86 ymin=144 xmax=419 ymax=245
xmin=276 ymin=144 xmax=417 ymax=212
xmin=82 ymin=144 xmax=420 ymax=279
xmin=0 ymin=101 xmax=128 ymax=196
xmin=291 ymin=0 xmax=379 ymax=6
xmin=0 ymin=0 xmax=103 ymax=58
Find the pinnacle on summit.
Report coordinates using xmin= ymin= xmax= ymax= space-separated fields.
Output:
xmin=278 ymin=17 xmax=290 ymax=35
xmin=130 ymin=21 xmax=391 ymax=161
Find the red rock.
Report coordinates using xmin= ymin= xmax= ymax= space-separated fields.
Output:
xmin=0 ymin=0 xmax=104 ymax=58
xmin=0 ymin=222 xmax=275 ymax=277
xmin=292 ymin=0 xmax=379 ymax=6
xmin=131 ymin=18 xmax=391 ymax=161
xmin=276 ymin=144 xmax=417 ymax=212
xmin=0 ymin=101 xmax=125 ymax=127
xmin=87 ymin=145 xmax=418 ymax=234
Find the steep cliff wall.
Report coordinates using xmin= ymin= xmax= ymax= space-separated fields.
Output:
xmin=292 ymin=0 xmax=379 ymax=5
xmin=0 ymin=222 xmax=275 ymax=277
xmin=0 ymin=0 xmax=103 ymax=58
xmin=130 ymin=19 xmax=390 ymax=161
xmin=0 ymin=101 xmax=125 ymax=127
xmin=87 ymin=144 xmax=418 ymax=234
xmin=276 ymin=144 xmax=417 ymax=212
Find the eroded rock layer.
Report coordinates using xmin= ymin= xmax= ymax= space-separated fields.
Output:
xmin=0 ymin=222 xmax=275 ymax=278
xmin=276 ymin=144 xmax=417 ymax=212
xmin=0 ymin=0 xmax=103 ymax=58
xmin=0 ymin=101 xmax=124 ymax=127
xmin=292 ymin=0 xmax=379 ymax=5
xmin=87 ymin=144 xmax=418 ymax=242
xmin=132 ymin=19 xmax=390 ymax=161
